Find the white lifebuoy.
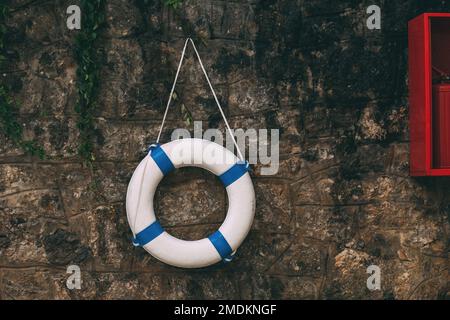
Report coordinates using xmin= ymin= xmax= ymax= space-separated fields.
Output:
xmin=126 ymin=138 xmax=256 ymax=268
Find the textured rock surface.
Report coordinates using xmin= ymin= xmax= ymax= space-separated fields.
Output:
xmin=0 ymin=0 xmax=449 ymax=300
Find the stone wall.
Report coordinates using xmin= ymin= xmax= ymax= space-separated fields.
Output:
xmin=0 ymin=0 xmax=448 ymax=299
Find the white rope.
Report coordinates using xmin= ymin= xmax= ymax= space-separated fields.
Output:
xmin=189 ymin=39 xmax=244 ymax=161
xmin=156 ymin=38 xmax=190 ymax=144
xmin=156 ymin=38 xmax=245 ymax=162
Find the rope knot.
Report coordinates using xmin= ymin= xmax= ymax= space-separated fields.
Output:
xmin=237 ymin=160 xmax=251 ymax=172
xmin=148 ymin=143 xmax=160 ymax=154
xmin=223 ymin=252 xmax=236 ymax=263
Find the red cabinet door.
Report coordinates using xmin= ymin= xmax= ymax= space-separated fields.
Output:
xmin=433 ymin=84 xmax=450 ymax=168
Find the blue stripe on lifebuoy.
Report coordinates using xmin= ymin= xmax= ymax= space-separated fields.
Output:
xmin=219 ymin=162 xmax=249 ymax=187
xmin=133 ymin=220 xmax=164 ymax=246
xmin=208 ymin=230 xmax=233 ymax=260
xmin=149 ymin=144 xmax=175 ymax=175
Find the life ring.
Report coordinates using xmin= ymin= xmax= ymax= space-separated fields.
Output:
xmin=126 ymin=138 xmax=256 ymax=268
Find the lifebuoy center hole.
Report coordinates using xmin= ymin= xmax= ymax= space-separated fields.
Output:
xmin=154 ymin=167 xmax=228 ymax=241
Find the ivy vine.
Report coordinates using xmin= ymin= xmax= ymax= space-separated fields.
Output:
xmin=2 ymin=0 xmax=184 ymax=162
xmin=74 ymin=0 xmax=106 ymax=163
xmin=0 ymin=4 xmax=44 ymax=158
xmin=141 ymin=0 xmax=184 ymax=9
xmin=164 ymin=0 xmax=184 ymax=9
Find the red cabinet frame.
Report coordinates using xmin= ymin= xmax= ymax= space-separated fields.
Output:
xmin=409 ymin=13 xmax=450 ymax=176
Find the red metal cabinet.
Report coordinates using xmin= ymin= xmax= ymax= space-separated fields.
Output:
xmin=409 ymin=13 xmax=450 ymax=176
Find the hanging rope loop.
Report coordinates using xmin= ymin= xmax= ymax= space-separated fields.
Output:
xmin=155 ymin=38 xmax=245 ymax=162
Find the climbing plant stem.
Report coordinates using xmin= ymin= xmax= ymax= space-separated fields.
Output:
xmin=74 ymin=0 xmax=106 ymax=163
xmin=0 ymin=4 xmax=44 ymax=159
